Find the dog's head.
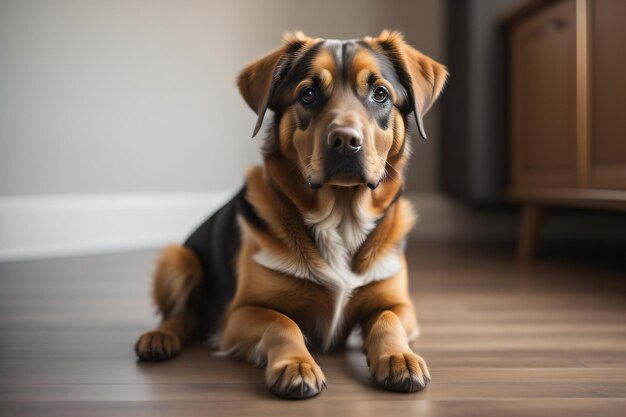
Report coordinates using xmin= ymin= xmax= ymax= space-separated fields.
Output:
xmin=238 ymin=30 xmax=447 ymax=190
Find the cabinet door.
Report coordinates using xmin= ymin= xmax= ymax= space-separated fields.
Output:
xmin=510 ymin=0 xmax=578 ymax=188
xmin=587 ymin=0 xmax=626 ymax=190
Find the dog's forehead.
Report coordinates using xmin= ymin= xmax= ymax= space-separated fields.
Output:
xmin=318 ymin=39 xmax=366 ymax=77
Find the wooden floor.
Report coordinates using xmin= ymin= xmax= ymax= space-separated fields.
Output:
xmin=0 ymin=242 xmax=625 ymax=417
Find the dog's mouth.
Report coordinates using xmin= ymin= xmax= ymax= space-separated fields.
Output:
xmin=332 ymin=164 xmax=361 ymax=179
xmin=307 ymin=161 xmax=379 ymax=190
xmin=326 ymin=160 xmax=363 ymax=184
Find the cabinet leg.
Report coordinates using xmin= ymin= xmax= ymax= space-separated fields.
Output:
xmin=517 ymin=204 xmax=544 ymax=261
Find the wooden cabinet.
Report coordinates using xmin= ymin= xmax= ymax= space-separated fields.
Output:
xmin=510 ymin=0 xmax=578 ymax=188
xmin=587 ymin=0 xmax=626 ymax=189
xmin=505 ymin=0 xmax=626 ymax=260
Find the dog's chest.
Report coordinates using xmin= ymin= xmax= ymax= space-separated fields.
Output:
xmin=304 ymin=201 xmax=403 ymax=349
xmin=251 ymin=198 xmax=403 ymax=350
xmin=305 ymin=201 xmax=378 ymax=290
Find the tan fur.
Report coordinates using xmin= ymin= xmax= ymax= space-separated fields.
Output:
xmin=135 ymin=30 xmax=446 ymax=398
xmin=135 ymin=245 xmax=202 ymax=361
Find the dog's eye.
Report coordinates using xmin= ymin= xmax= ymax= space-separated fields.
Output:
xmin=373 ymin=86 xmax=389 ymax=103
xmin=299 ymin=87 xmax=316 ymax=104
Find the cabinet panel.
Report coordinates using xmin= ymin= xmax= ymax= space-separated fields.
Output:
xmin=588 ymin=0 xmax=626 ymax=189
xmin=510 ymin=0 xmax=578 ymax=187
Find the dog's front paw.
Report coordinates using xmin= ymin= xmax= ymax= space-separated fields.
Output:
xmin=135 ymin=330 xmax=182 ymax=361
xmin=369 ymin=351 xmax=430 ymax=392
xmin=266 ymin=357 xmax=327 ymax=399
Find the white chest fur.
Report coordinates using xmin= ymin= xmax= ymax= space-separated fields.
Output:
xmin=252 ymin=195 xmax=403 ymax=351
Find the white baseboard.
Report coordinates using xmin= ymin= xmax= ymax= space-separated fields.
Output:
xmin=1 ymin=191 xmax=621 ymax=262
xmin=0 ymin=191 xmax=232 ymax=262
xmin=2 ymin=191 xmax=504 ymax=262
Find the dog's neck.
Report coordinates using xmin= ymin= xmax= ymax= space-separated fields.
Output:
xmin=262 ymin=154 xmax=405 ymax=221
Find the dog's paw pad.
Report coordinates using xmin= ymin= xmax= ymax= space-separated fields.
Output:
xmin=135 ymin=330 xmax=182 ymax=361
xmin=267 ymin=358 xmax=326 ymax=399
xmin=371 ymin=351 xmax=430 ymax=393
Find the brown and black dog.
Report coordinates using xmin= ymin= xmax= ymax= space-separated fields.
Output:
xmin=135 ymin=30 xmax=447 ymax=399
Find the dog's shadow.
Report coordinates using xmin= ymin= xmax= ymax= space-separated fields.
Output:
xmin=134 ymin=342 xmax=270 ymax=400
xmin=335 ymin=346 xmax=381 ymax=392
xmin=133 ymin=340 xmax=396 ymax=398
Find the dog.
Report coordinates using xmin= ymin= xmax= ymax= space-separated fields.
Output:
xmin=135 ymin=30 xmax=447 ymax=399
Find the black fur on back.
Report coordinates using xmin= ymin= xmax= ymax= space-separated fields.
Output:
xmin=183 ymin=185 xmax=267 ymax=337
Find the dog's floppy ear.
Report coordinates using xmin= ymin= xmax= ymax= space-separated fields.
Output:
xmin=366 ymin=30 xmax=448 ymax=139
xmin=237 ymin=31 xmax=312 ymax=137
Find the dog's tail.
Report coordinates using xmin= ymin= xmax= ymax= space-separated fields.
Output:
xmin=152 ymin=244 xmax=203 ymax=327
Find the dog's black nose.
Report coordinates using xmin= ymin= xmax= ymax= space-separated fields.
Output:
xmin=327 ymin=127 xmax=363 ymax=155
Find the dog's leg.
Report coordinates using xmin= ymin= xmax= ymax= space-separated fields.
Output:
xmin=135 ymin=245 xmax=201 ymax=361
xmin=221 ymin=306 xmax=326 ymax=399
xmin=361 ymin=303 xmax=430 ymax=392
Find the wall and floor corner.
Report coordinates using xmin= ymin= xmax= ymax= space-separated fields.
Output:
xmin=0 ymin=190 xmax=518 ymax=261
xmin=3 ymin=189 xmax=625 ymax=261
xmin=0 ymin=192 xmax=465 ymax=261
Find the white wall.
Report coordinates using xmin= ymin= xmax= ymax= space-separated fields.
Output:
xmin=0 ymin=0 xmax=445 ymax=196
xmin=0 ymin=0 xmax=446 ymax=260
